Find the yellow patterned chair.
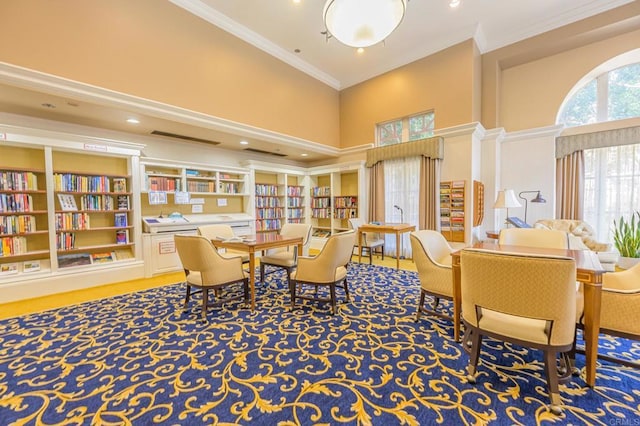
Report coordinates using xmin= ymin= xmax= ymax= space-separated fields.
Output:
xmin=290 ymin=230 xmax=356 ymax=315
xmin=174 ymin=234 xmax=249 ymax=321
xmin=461 ymin=248 xmax=577 ymax=414
xmin=410 ymin=230 xmax=455 ymax=323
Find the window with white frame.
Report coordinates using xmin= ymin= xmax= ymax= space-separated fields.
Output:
xmin=376 ymin=111 xmax=434 ymax=256
xmin=558 ymin=61 xmax=640 ymax=242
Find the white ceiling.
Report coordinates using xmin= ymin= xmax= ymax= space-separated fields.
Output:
xmin=0 ymin=0 xmax=634 ymax=163
xmin=176 ymin=0 xmax=634 ymax=89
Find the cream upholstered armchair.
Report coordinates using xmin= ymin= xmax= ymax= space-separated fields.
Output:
xmin=348 ymin=218 xmax=384 ymax=264
xmin=197 ymin=224 xmax=250 ymax=264
xmin=498 ymin=228 xmax=569 ymax=249
xmin=174 ymin=234 xmax=249 ymax=321
xmin=534 ymin=219 xmax=619 ymax=271
xmin=410 ymin=230 xmax=455 ymax=323
xmin=461 ymin=249 xmax=577 ymax=414
xmin=577 ymin=262 xmax=640 ymax=368
xmin=260 ymin=223 xmax=312 ymax=286
xmin=290 ymin=230 xmax=356 ymax=315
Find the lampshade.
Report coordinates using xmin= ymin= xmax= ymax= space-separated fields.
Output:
xmin=323 ymin=0 xmax=407 ymax=48
xmin=531 ymin=191 xmax=546 ymax=203
xmin=494 ymin=189 xmax=522 ymax=209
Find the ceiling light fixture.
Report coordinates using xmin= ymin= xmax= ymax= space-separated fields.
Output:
xmin=323 ymin=0 xmax=407 ymax=48
xmin=449 ymin=0 xmax=461 ymax=8
xmin=240 ymin=140 xmax=249 ymax=145
xmin=126 ymin=118 xmax=140 ymax=124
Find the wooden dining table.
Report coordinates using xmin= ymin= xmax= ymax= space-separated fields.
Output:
xmin=451 ymin=241 xmax=605 ymax=387
xmin=211 ymin=233 xmax=303 ymax=310
xmin=357 ymin=222 xmax=416 ymax=269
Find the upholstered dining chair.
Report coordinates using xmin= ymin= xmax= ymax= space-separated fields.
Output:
xmin=197 ymin=224 xmax=250 ymax=264
xmin=259 ymin=223 xmax=312 ymax=286
xmin=460 ymin=248 xmax=577 ymax=414
xmin=410 ymin=230 xmax=455 ymax=323
xmin=348 ymin=218 xmax=384 ymax=264
xmin=498 ymin=228 xmax=569 ymax=249
xmin=290 ymin=230 xmax=357 ymax=315
xmin=577 ymin=262 xmax=640 ymax=368
xmin=174 ymin=234 xmax=249 ymax=321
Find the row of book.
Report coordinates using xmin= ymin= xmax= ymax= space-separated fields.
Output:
xmin=147 ymin=176 xmax=181 ymax=192
xmin=186 ymin=181 xmax=216 ymax=193
xmin=311 ymin=186 xmax=331 ymax=197
xmin=255 ymin=184 xmax=279 ymax=196
xmin=1 ymin=215 xmax=37 ymax=234
xmin=334 ymin=208 xmax=357 ymax=219
xmin=287 ymin=208 xmax=304 ymax=218
xmin=255 ymin=219 xmax=281 ymax=231
xmin=53 ymin=173 xmax=112 ymax=193
xmin=0 ymin=193 xmax=34 ymax=213
xmin=256 ymin=208 xmax=284 ymax=219
xmin=255 ymin=196 xmax=282 ymax=207
xmin=219 ymin=183 xmax=240 ymax=194
xmin=55 ymin=212 xmax=90 ymax=231
xmin=1 ymin=236 xmax=27 ymax=256
xmin=334 ymin=196 xmax=357 ymax=208
xmin=311 ymin=198 xmax=330 ymax=208
xmin=287 ymin=186 xmax=303 ymax=197
xmin=287 ymin=198 xmax=304 ymax=207
xmin=311 ymin=208 xmax=332 ymax=218
xmin=0 ymin=171 xmax=39 ymax=191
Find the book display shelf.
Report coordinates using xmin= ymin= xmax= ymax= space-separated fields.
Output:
xmin=286 ymin=174 xmax=305 ymax=224
xmin=439 ymin=180 xmax=466 ymax=242
xmin=255 ymin=174 xmax=284 ymax=233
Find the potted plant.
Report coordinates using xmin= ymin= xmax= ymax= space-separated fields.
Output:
xmin=612 ymin=211 xmax=640 ymax=269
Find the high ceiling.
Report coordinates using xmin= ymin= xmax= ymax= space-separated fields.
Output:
xmin=0 ymin=0 xmax=634 ymax=163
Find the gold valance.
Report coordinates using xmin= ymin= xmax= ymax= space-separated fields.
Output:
xmin=556 ymin=125 xmax=640 ymax=158
xmin=365 ymin=137 xmax=444 ymax=167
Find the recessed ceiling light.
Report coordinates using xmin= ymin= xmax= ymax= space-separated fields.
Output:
xmin=240 ymin=140 xmax=249 ymax=145
xmin=357 ymin=47 xmax=364 ymax=54
xmin=449 ymin=0 xmax=461 ymax=8
xmin=301 ymin=153 xmax=308 ymax=157
xmin=126 ymin=118 xmax=140 ymax=124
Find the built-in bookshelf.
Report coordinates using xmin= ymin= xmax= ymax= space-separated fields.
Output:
xmin=287 ymin=184 xmax=305 ymax=224
xmin=0 ymin=151 xmax=50 ymax=272
xmin=53 ymin=151 xmax=135 ymax=268
xmin=255 ymin=182 xmax=284 ymax=233
xmin=440 ymin=180 xmax=465 ymax=242
xmin=333 ymin=196 xmax=358 ymax=220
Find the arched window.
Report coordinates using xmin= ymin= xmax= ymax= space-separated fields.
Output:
xmin=557 ymin=58 xmax=640 ymax=243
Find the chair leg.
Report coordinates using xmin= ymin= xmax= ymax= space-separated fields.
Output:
xmin=416 ymin=290 xmax=426 ymax=322
xmin=466 ymin=328 xmax=482 ymax=383
xmin=431 ymin=297 xmax=441 ymax=311
xmin=368 ymin=247 xmax=372 ymax=265
xmin=184 ymin=284 xmax=192 ymax=312
xmin=243 ymin=279 xmax=249 ymax=305
xmin=201 ymin=288 xmax=208 ymax=322
xmin=544 ymin=350 xmax=563 ymax=414
xmin=343 ymin=278 xmax=350 ymax=302
xmin=260 ymin=263 xmax=265 ymax=283
xmin=330 ymin=284 xmax=337 ymax=315
xmin=381 ymin=246 xmax=384 ymax=260
xmin=290 ymin=279 xmax=297 ymax=310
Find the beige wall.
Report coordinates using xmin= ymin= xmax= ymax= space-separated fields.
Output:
xmin=338 ymin=40 xmax=478 ymax=148
xmin=0 ymin=0 xmax=340 ymax=148
xmin=482 ymin=1 xmax=640 ymax=131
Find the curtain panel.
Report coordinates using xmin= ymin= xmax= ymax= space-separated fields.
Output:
xmin=556 ymin=125 xmax=640 ymax=158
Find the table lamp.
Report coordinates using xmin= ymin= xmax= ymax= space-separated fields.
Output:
xmin=494 ymin=189 xmax=521 ymax=227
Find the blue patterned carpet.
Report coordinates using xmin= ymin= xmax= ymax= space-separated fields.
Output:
xmin=1 ymin=262 xmax=639 ymax=425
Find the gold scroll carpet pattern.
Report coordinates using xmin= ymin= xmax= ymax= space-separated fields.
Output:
xmin=1 ymin=262 xmax=639 ymax=425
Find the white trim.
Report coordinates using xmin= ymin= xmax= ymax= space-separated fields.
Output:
xmin=502 ymin=124 xmax=564 ymax=143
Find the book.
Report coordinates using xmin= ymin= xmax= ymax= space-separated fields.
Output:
xmin=113 ymin=249 xmax=133 ymax=260
xmin=114 ymin=212 xmax=128 ymax=227
xmin=116 ymin=229 xmax=129 ymax=244
xmin=117 ymin=195 xmax=130 ymax=210
xmin=57 ymin=253 xmax=92 ymax=268
xmin=112 ymin=178 xmax=127 ymax=193
xmin=91 ymin=252 xmax=115 ymax=264
xmin=57 ymin=194 xmax=78 ymax=211
xmin=22 ymin=260 xmax=41 ymax=273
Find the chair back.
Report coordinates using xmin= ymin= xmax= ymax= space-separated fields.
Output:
xmin=410 ymin=230 xmax=454 ymax=295
xmin=267 ymin=223 xmax=313 ymax=257
xmin=298 ymin=230 xmax=356 ymax=282
xmin=348 ymin=218 xmax=363 ymax=231
xmin=460 ymin=248 xmax=577 ymax=346
xmin=498 ymin=228 xmax=569 ymax=249
xmin=174 ymin=234 xmax=244 ymax=284
xmin=348 ymin=218 xmax=382 ymax=243
xmin=197 ymin=224 xmax=235 ymax=240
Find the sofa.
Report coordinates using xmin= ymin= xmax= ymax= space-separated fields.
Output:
xmin=534 ymin=219 xmax=619 ymax=271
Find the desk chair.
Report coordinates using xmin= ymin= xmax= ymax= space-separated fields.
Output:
xmin=348 ymin=218 xmax=384 ymax=264
xmin=260 ymin=223 xmax=312 ymax=287
xmin=498 ymin=228 xmax=569 ymax=249
xmin=174 ymin=234 xmax=249 ymax=321
xmin=290 ymin=230 xmax=356 ymax=315
xmin=410 ymin=230 xmax=455 ymax=324
xmin=197 ymin=224 xmax=250 ymax=264
xmin=461 ymin=249 xmax=577 ymax=414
